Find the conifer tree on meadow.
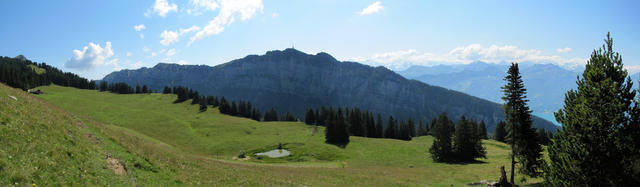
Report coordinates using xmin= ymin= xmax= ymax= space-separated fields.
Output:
xmin=545 ymin=33 xmax=640 ymax=185
xmin=502 ymin=62 xmax=543 ymax=182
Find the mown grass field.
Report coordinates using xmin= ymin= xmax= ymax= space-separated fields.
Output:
xmin=3 ymin=84 xmax=543 ymax=186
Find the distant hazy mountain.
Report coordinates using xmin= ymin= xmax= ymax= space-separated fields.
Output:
xmin=398 ymin=62 xmax=581 ymax=124
xmin=103 ymin=49 xmax=556 ymax=132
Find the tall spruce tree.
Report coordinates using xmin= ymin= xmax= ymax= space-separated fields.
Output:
xmin=199 ymin=97 xmax=207 ymax=112
xmin=305 ymin=108 xmax=316 ymax=125
xmin=429 ymin=118 xmax=437 ymax=136
xmin=384 ymin=116 xmax=396 ymax=139
xmin=470 ymin=119 xmax=486 ymax=160
xmin=364 ymin=112 xmax=374 ymax=138
xmin=536 ymin=129 xmax=551 ymax=146
xmin=348 ymin=108 xmax=364 ymax=136
xmin=429 ymin=113 xmax=453 ymax=162
xmin=325 ymin=108 xmax=350 ymax=147
xmin=230 ymin=101 xmax=238 ymax=115
xmin=545 ymin=33 xmax=640 ymax=185
xmin=317 ymin=107 xmax=328 ymax=126
xmin=375 ymin=114 xmax=384 ymax=138
xmin=502 ymin=62 xmax=544 ymax=182
xmin=452 ymin=116 xmax=486 ymax=161
xmin=219 ymin=97 xmax=230 ymax=114
xmin=264 ymin=108 xmax=278 ymax=121
xmin=408 ymin=118 xmax=416 ymax=138
xmin=282 ymin=112 xmax=297 ymax=121
xmin=478 ymin=121 xmax=488 ymax=139
xmin=397 ymin=121 xmax=411 ymax=141
xmin=191 ymin=92 xmax=200 ymax=104
xmin=494 ymin=121 xmax=507 ymax=142
xmin=251 ymin=108 xmax=262 ymax=121
xmin=417 ymin=120 xmax=426 ymax=137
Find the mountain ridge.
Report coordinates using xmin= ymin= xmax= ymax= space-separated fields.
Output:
xmin=103 ymin=48 xmax=557 ymax=133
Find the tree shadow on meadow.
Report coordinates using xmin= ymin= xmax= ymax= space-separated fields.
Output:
xmin=440 ymin=159 xmax=487 ymax=165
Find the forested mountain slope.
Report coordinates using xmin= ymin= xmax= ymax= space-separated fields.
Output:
xmin=103 ymin=48 xmax=556 ymax=132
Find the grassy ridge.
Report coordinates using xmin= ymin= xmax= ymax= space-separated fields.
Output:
xmin=26 ymin=84 xmax=542 ymax=186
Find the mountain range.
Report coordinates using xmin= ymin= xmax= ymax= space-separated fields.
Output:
xmin=103 ymin=48 xmax=556 ymax=133
xmin=398 ymin=62 xmax=640 ymax=125
xmin=398 ymin=62 xmax=582 ymax=124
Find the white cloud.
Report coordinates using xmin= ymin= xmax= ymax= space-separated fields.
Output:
xmin=144 ymin=10 xmax=152 ymax=18
xmin=271 ymin=12 xmax=278 ymax=18
xmin=177 ymin=60 xmax=188 ymax=65
xmin=151 ymin=49 xmax=167 ymax=58
xmin=192 ymin=0 xmax=219 ymax=11
xmin=153 ymin=0 xmax=178 ymax=17
xmin=160 ymin=30 xmax=179 ymax=46
xmin=625 ymin=65 xmax=640 ymax=74
xmin=134 ymin=24 xmax=146 ymax=39
xmin=126 ymin=52 xmax=132 ymax=57
xmin=134 ymin=24 xmax=146 ymax=31
xmin=166 ymin=48 xmax=176 ymax=56
xmin=142 ymin=47 xmax=151 ymax=52
xmin=64 ymin=42 xmax=117 ymax=70
xmin=179 ymin=26 xmax=201 ymax=35
xmin=188 ymin=0 xmax=264 ymax=45
xmin=359 ymin=1 xmax=383 ymax=15
xmin=557 ymin=47 xmax=572 ymax=53
xmin=351 ymin=44 xmax=588 ymax=70
xmin=158 ymin=26 xmax=201 ymax=46
xmin=132 ymin=61 xmax=144 ymax=69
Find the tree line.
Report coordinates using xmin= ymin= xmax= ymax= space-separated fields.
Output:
xmin=0 ymin=55 xmax=155 ymax=97
xmin=429 ymin=113 xmax=487 ymax=162
xmin=98 ymin=81 xmax=152 ymax=94
xmin=0 ymin=55 xmax=97 ymax=90
xmin=162 ymin=85 xmax=303 ymax=122
xmin=304 ymin=106 xmax=489 ymax=148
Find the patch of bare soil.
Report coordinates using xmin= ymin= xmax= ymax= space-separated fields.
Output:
xmin=84 ymin=133 xmax=101 ymax=144
xmin=106 ymin=154 xmax=127 ymax=175
xmin=232 ymin=156 xmax=251 ymax=161
xmin=76 ymin=121 xmax=86 ymax=128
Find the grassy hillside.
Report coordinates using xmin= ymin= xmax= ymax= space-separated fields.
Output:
xmin=27 ymin=64 xmax=45 ymax=75
xmin=0 ymin=83 xmax=176 ymax=186
xmin=19 ymin=84 xmax=542 ymax=186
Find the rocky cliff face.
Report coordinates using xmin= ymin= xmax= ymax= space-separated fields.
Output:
xmin=103 ymin=48 xmax=556 ymax=132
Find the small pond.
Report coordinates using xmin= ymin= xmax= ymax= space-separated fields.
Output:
xmin=255 ymin=149 xmax=291 ymax=158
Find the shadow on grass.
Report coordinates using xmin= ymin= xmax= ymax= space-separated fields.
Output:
xmin=173 ymin=98 xmax=187 ymax=103
xmin=523 ymin=182 xmax=545 ymax=187
xmin=326 ymin=142 xmax=349 ymax=149
xmin=440 ymin=159 xmax=487 ymax=165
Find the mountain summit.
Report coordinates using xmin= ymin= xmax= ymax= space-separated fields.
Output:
xmin=103 ymin=49 xmax=556 ymax=132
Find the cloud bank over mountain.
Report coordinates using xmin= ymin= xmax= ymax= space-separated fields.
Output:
xmin=349 ymin=44 xmax=587 ymax=71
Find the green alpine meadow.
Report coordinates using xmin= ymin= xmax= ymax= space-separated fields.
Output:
xmin=2 ymin=1 xmax=639 ymax=186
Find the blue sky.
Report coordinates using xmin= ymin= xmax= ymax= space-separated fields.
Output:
xmin=0 ymin=0 xmax=638 ymax=80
